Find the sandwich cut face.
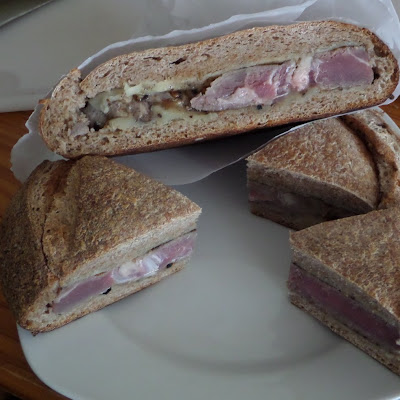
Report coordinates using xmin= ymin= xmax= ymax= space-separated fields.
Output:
xmin=39 ymin=21 xmax=399 ymax=158
xmin=247 ymin=111 xmax=381 ymax=230
xmin=246 ymin=108 xmax=400 ymax=230
xmin=0 ymin=156 xmax=201 ymax=334
xmin=288 ymin=207 xmax=400 ymax=376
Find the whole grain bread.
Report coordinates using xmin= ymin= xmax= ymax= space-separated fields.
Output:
xmin=289 ymin=207 xmax=400 ymax=328
xmin=247 ymin=108 xmax=400 ymax=230
xmin=39 ymin=21 xmax=399 ymax=158
xmin=341 ymin=108 xmax=400 ymax=209
xmin=288 ymin=207 xmax=400 ymax=375
xmin=0 ymin=156 xmax=201 ymax=334
xmin=289 ymin=292 xmax=400 ymax=376
xmin=247 ymin=113 xmax=380 ymax=229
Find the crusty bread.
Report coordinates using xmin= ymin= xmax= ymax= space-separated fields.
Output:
xmin=341 ymin=108 xmax=400 ymax=209
xmin=290 ymin=292 xmax=400 ymax=376
xmin=0 ymin=156 xmax=201 ymax=334
xmin=0 ymin=161 xmax=72 ymax=329
xmin=289 ymin=207 xmax=400 ymax=327
xmin=39 ymin=21 xmax=399 ymax=158
xmin=247 ymin=112 xmax=380 ymax=230
xmin=247 ymin=107 xmax=400 ymax=230
xmin=288 ymin=207 xmax=400 ymax=375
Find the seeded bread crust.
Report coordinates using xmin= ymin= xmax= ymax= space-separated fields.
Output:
xmin=289 ymin=292 xmax=400 ymax=376
xmin=0 ymin=156 xmax=201 ymax=334
xmin=39 ymin=21 xmax=399 ymax=158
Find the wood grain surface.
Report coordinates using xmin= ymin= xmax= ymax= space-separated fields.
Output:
xmin=0 ymin=111 xmax=69 ymax=399
xmin=1 ymin=101 xmax=400 ymax=399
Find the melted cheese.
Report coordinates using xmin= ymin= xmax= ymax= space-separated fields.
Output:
xmin=123 ymin=81 xmax=190 ymax=96
xmin=107 ymin=105 xmax=217 ymax=130
xmin=121 ymin=46 xmax=356 ymax=97
xmin=89 ymin=89 xmax=126 ymax=114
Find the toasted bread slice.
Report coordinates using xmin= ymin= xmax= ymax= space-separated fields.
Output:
xmin=288 ymin=207 xmax=400 ymax=376
xmin=39 ymin=21 xmax=398 ymax=158
xmin=247 ymin=110 xmax=385 ymax=230
xmin=0 ymin=156 xmax=201 ymax=334
xmin=341 ymin=108 xmax=400 ymax=209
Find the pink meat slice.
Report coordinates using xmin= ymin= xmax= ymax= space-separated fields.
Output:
xmin=247 ymin=181 xmax=353 ymax=216
xmin=52 ymin=232 xmax=197 ymax=314
xmin=111 ymin=231 xmax=197 ymax=283
xmin=190 ymin=62 xmax=295 ymax=111
xmin=52 ymin=272 xmax=114 ymax=314
xmin=190 ymin=46 xmax=373 ymax=112
xmin=310 ymin=46 xmax=374 ymax=89
xmin=248 ymin=181 xmax=278 ymax=202
xmin=288 ymin=264 xmax=400 ymax=351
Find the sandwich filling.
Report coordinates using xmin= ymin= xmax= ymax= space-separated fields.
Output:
xmin=288 ymin=264 xmax=400 ymax=352
xmin=51 ymin=231 xmax=197 ymax=314
xmin=79 ymin=46 xmax=374 ymax=134
xmin=248 ymin=180 xmax=356 ymax=224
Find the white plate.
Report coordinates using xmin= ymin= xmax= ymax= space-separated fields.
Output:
xmin=18 ymin=160 xmax=400 ymax=400
xmin=11 ymin=0 xmax=400 ymax=397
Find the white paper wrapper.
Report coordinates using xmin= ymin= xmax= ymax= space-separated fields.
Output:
xmin=12 ymin=0 xmax=400 ymax=185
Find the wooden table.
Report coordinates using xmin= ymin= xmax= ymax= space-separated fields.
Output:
xmin=1 ymin=102 xmax=400 ymax=399
xmin=0 ymin=111 xmax=69 ymax=400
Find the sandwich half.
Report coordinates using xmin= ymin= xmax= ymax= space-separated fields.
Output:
xmin=0 ymin=156 xmax=201 ymax=334
xmin=39 ymin=21 xmax=399 ymax=158
xmin=288 ymin=207 xmax=400 ymax=376
xmin=341 ymin=109 xmax=400 ymax=209
xmin=246 ymin=108 xmax=400 ymax=230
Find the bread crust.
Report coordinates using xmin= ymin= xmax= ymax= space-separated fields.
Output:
xmin=247 ymin=114 xmax=380 ymax=216
xmin=0 ymin=156 xmax=201 ymax=333
xmin=247 ymin=108 xmax=400 ymax=229
xmin=290 ymin=292 xmax=400 ymax=376
xmin=39 ymin=21 xmax=399 ymax=158
xmin=289 ymin=207 xmax=400 ymax=325
xmin=0 ymin=160 xmax=72 ymax=326
xmin=340 ymin=108 xmax=400 ymax=209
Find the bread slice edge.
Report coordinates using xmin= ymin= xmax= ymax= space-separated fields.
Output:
xmin=289 ymin=291 xmax=400 ymax=376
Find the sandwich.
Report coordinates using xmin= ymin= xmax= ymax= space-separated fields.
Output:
xmin=39 ymin=21 xmax=399 ymax=158
xmin=246 ymin=108 xmax=400 ymax=230
xmin=340 ymin=110 xmax=400 ymax=210
xmin=0 ymin=156 xmax=201 ymax=334
xmin=288 ymin=207 xmax=400 ymax=376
